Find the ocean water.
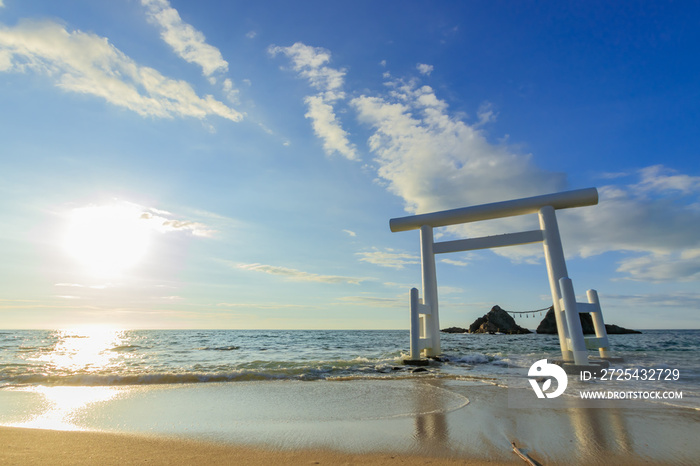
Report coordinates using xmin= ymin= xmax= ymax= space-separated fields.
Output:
xmin=1 ymin=328 xmax=698 ymax=410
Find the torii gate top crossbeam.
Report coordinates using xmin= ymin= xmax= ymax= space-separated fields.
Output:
xmin=389 ymin=187 xmax=598 ymax=232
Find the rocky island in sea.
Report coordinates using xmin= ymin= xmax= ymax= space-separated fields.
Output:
xmin=535 ymin=306 xmax=642 ymax=334
xmin=443 ymin=305 xmax=641 ymax=334
xmin=444 ymin=305 xmax=533 ymax=334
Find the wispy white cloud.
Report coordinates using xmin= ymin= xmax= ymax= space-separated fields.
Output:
xmin=140 ymin=0 xmax=244 ymax=115
xmin=65 ymin=200 xmax=216 ymax=239
xmin=343 ymin=229 xmax=357 ymax=237
xmin=382 ymin=282 xmax=415 ymax=292
xmin=564 ymin=182 xmax=700 ymax=258
xmin=336 ymin=295 xmax=401 ymax=307
xmin=340 ymin=288 xmax=463 ymax=310
xmin=141 ymin=0 xmax=228 ymax=77
xmin=559 ymin=180 xmax=700 ymax=282
xmin=416 ymin=63 xmax=433 ymax=76
xmin=140 ymin=203 xmax=217 ymax=237
xmin=216 ymin=302 xmax=310 ymax=309
xmin=604 ymin=291 xmax=700 ymax=309
xmin=0 ymin=20 xmax=243 ymax=122
xmin=351 ymin=80 xmax=565 ymax=215
xmin=222 ymin=77 xmax=239 ymax=104
xmin=304 ymin=95 xmax=357 ymax=160
xmin=476 ymin=102 xmax=497 ymax=126
xmin=237 ymin=262 xmax=366 ymax=285
xmin=269 ymin=42 xmax=358 ymax=161
xmin=438 ymin=285 xmax=465 ymax=294
xmin=356 ymin=248 xmax=420 ymax=269
xmin=633 ymin=165 xmax=700 ymax=195
xmin=598 ymin=171 xmax=630 ymax=180
xmin=615 ymin=250 xmax=700 ymax=283
xmin=269 ymin=42 xmax=345 ymax=98
xmin=440 ymin=257 xmax=470 ymax=267
xmin=55 ymin=283 xmax=113 ymax=290
xmin=140 ymin=211 xmax=215 ymax=237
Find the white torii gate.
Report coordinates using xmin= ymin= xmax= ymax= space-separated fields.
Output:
xmin=390 ymin=187 xmax=611 ymax=367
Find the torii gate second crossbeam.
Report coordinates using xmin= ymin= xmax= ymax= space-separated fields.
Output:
xmin=390 ymin=187 xmax=613 ymax=368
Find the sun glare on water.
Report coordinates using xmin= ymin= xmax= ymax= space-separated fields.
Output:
xmin=8 ymin=327 xmax=126 ymax=431
xmin=62 ymin=203 xmax=151 ymax=277
xmin=48 ymin=326 xmax=127 ymax=372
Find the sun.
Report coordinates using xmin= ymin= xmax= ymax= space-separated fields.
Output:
xmin=62 ymin=202 xmax=151 ymax=277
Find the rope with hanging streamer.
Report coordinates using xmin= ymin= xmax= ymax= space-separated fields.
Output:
xmin=504 ymin=306 xmax=551 ymax=319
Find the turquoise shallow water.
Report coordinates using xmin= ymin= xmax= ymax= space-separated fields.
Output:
xmin=1 ymin=329 xmax=698 ymax=408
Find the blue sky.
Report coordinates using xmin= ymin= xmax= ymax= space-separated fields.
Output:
xmin=1 ymin=0 xmax=699 ymax=330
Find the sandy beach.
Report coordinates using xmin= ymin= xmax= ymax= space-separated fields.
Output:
xmin=2 ymin=379 xmax=698 ymax=465
xmin=0 ymin=427 xmax=514 ymax=466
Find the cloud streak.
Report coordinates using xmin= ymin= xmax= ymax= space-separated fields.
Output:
xmin=615 ymin=251 xmax=700 ymax=283
xmin=604 ymin=291 xmax=700 ymax=309
xmin=270 ymin=42 xmax=358 ymax=161
xmin=140 ymin=0 xmax=244 ymax=108
xmin=356 ymin=248 xmax=420 ymax=269
xmin=140 ymin=211 xmax=215 ymax=238
xmin=237 ymin=263 xmax=366 ymax=285
xmin=336 ymin=295 xmax=401 ymax=307
xmin=141 ymin=0 xmax=228 ymax=78
xmin=65 ymin=200 xmax=216 ymax=239
xmin=0 ymin=20 xmax=242 ymax=122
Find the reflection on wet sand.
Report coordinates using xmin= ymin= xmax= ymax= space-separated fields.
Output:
xmin=568 ymin=403 xmax=634 ymax=459
xmin=412 ymin=379 xmax=451 ymax=447
xmin=504 ymin=387 xmax=697 ymax=464
xmin=8 ymin=386 xmax=119 ymax=431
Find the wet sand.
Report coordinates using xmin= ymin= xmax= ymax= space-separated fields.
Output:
xmin=1 ymin=379 xmax=698 ymax=465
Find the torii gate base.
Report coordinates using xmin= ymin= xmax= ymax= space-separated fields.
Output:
xmin=390 ymin=188 xmax=619 ymax=369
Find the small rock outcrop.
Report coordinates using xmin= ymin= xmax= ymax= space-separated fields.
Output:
xmin=536 ymin=307 xmax=591 ymax=334
xmin=442 ymin=327 xmax=468 ymax=334
xmin=535 ymin=307 xmax=557 ymax=334
xmin=604 ymin=323 xmax=642 ymax=334
xmin=469 ymin=306 xmax=532 ymax=334
xmin=536 ymin=307 xmax=641 ymax=334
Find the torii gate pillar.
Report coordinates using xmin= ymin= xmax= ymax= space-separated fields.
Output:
xmin=419 ymin=225 xmax=441 ymax=356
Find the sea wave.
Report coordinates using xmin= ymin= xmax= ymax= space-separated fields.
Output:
xmin=0 ymin=354 xmax=499 ymax=387
xmin=0 ymin=365 xmax=445 ymax=387
xmin=3 ymin=371 xmax=302 ymax=386
xmin=196 ymin=345 xmax=241 ymax=351
xmin=447 ymin=352 xmax=500 ymax=365
xmin=0 ymin=349 xmax=532 ymax=389
xmin=109 ymin=345 xmax=143 ymax=352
